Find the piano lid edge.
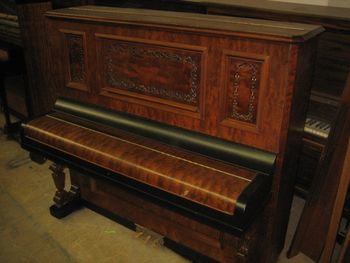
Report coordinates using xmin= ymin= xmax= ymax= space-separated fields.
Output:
xmin=44 ymin=5 xmax=324 ymax=43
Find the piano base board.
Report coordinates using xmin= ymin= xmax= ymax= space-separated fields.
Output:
xmin=83 ymin=200 xmax=218 ymax=263
xmin=68 ymin=168 xmax=265 ymax=263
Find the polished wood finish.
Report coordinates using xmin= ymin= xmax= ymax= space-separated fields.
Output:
xmin=24 ymin=115 xmax=258 ymax=216
xmin=21 ymin=6 xmax=322 ymax=263
xmin=288 ymin=74 xmax=350 ymax=261
xmin=46 ymin=6 xmax=321 ymax=153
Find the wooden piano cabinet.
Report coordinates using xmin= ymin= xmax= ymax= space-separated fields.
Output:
xmin=21 ymin=6 xmax=323 ymax=263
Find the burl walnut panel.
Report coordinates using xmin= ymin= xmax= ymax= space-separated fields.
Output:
xmin=96 ymin=34 xmax=205 ymax=115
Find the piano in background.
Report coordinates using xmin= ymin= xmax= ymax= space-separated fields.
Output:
xmin=0 ymin=0 xmax=30 ymax=130
xmin=87 ymin=0 xmax=350 ymax=196
xmin=0 ymin=0 xmax=21 ymax=47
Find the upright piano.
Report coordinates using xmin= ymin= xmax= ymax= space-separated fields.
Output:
xmin=21 ymin=5 xmax=323 ymax=263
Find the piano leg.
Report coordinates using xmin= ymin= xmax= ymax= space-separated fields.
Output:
xmin=49 ymin=163 xmax=82 ymax=218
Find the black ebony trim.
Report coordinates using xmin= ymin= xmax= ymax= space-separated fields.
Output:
xmin=164 ymin=238 xmax=219 ymax=263
xmin=83 ymin=201 xmax=136 ymax=231
xmin=235 ymin=173 xmax=272 ymax=219
xmin=49 ymin=198 xmax=83 ymax=219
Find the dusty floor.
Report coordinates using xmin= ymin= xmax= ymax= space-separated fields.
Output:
xmin=0 ymin=117 xmax=314 ymax=263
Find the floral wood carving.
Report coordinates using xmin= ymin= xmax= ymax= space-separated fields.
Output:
xmin=102 ymin=40 xmax=201 ymax=106
xmin=226 ymin=57 xmax=263 ymax=124
xmin=66 ymin=33 xmax=86 ymax=83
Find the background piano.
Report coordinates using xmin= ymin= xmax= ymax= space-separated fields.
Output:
xmin=0 ymin=0 xmax=29 ymax=134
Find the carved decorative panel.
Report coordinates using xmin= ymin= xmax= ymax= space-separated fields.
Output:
xmin=62 ymin=30 xmax=88 ymax=91
xmin=98 ymin=36 xmax=203 ymax=110
xmin=223 ymin=55 xmax=265 ymax=126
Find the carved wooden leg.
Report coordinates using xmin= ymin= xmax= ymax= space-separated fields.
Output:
xmin=49 ymin=163 xmax=82 ymax=219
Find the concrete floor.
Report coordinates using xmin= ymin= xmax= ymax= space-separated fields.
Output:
xmin=0 ymin=117 xmax=314 ymax=263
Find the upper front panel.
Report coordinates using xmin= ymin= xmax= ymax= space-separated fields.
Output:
xmin=47 ymin=7 xmax=320 ymax=153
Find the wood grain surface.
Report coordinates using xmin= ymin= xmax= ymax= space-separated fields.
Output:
xmin=24 ymin=114 xmax=257 ymax=215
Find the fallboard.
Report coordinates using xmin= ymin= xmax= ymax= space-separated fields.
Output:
xmin=22 ymin=97 xmax=276 ymax=233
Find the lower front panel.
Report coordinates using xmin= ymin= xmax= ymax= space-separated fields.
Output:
xmin=72 ymin=169 xmax=260 ymax=263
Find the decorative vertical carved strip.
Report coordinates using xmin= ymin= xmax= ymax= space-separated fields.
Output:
xmin=61 ymin=30 xmax=89 ymax=92
xmin=225 ymin=56 xmax=263 ymax=125
xmin=231 ymin=63 xmax=258 ymax=123
xmin=66 ymin=33 xmax=86 ymax=83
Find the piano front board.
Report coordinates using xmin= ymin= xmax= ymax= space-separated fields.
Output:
xmin=46 ymin=6 xmax=322 ymax=154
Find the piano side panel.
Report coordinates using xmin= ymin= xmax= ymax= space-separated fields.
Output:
xmin=269 ymin=39 xmax=319 ymax=258
xmin=49 ymin=19 xmax=297 ymax=153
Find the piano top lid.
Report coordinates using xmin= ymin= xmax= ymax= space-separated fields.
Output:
xmin=182 ymin=0 xmax=350 ymax=24
xmin=46 ymin=5 xmax=324 ymax=43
